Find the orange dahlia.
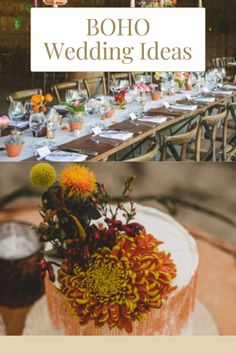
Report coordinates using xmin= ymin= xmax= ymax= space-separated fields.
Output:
xmin=60 ymin=165 xmax=97 ymax=199
xmin=58 ymin=232 xmax=177 ymax=333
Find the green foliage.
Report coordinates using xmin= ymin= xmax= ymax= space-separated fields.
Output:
xmin=5 ymin=135 xmax=24 ymax=145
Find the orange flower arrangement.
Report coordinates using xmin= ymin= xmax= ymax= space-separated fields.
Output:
xmin=30 ymin=164 xmax=177 ymax=334
xmin=58 ymin=232 xmax=177 ymax=333
xmin=60 ymin=164 xmax=97 ymax=199
xmin=31 ymin=93 xmax=53 ymax=113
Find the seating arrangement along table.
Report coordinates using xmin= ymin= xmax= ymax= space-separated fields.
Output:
xmin=0 ymin=85 xmax=236 ymax=162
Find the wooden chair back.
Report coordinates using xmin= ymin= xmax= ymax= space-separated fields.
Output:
xmin=84 ymin=75 xmax=107 ymax=98
xmin=196 ymin=107 xmax=228 ymax=162
xmin=161 ymin=125 xmax=198 ymax=161
xmin=126 ymin=142 xmax=158 ymax=162
xmin=6 ymin=88 xmax=42 ymax=103
xmin=110 ymin=73 xmax=132 ymax=89
xmin=131 ymin=72 xmax=150 ymax=84
xmin=52 ymin=81 xmax=80 ymax=103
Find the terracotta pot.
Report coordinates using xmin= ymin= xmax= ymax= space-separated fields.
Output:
xmin=151 ymin=92 xmax=161 ymax=101
xmin=103 ymin=109 xmax=115 ymax=120
xmin=5 ymin=143 xmax=24 ymax=158
xmin=69 ymin=122 xmax=83 ymax=132
xmin=185 ymin=83 xmax=192 ymax=91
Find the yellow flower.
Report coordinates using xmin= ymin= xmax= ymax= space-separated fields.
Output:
xmin=30 ymin=163 xmax=57 ymax=189
xmin=60 ymin=165 xmax=97 ymax=199
xmin=154 ymin=72 xmax=162 ymax=81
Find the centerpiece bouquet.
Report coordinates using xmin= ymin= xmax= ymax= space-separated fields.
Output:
xmin=31 ymin=93 xmax=53 ymax=113
xmin=173 ymin=72 xmax=186 ymax=91
xmin=114 ymin=90 xmax=128 ymax=109
xmin=184 ymin=73 xmax=193 ymax=91
xmin=30 ymin=163 xmax=177 ymax=334
xmin=149 ymin=84 xmax=162 ymax=101
xmin=65 ymin=101 xmax=86 ymax=132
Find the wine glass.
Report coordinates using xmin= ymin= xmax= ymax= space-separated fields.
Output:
xmin=65 ymin=89 xmax=78 ymax=103
xmin=8 ymin=101 xmax=25 ymax=131
xmin=29 ymin=112 xmax=45 ymax=139
xmin=46 ymin=108 xmax=59 ymax=139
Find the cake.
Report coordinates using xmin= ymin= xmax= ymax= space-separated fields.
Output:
xmin=29 ymin=163 xmax=199 ymax=336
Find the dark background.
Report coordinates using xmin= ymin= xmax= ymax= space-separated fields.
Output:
xmin=0 ymin=0 xmax=235 ymax=68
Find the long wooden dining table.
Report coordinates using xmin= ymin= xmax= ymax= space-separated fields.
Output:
xmin=47 ymin=91 xmax=236 ymax=162
xmin=1 ymin=87 xmax=236 ymax=162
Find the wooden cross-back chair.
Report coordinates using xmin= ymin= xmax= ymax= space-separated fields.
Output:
xmin=195 ymin=106 xmax=229 ymax=162
xmin=161 ymin=124 xmax=198 ymax=161
xmin=125 ymin=141 xmax=159 ymax=162
xmin=131 ymin=72 xmax=150 ymax=84
xmin=110 ymin=73 xmax=132 ymax=89
xmin=83 ymin=75 xmax=107 ymax=98
xmin=52 ymin=81 xmax=80 ymax=104
xmin=6 ymin=88 xmax=42 ymax=103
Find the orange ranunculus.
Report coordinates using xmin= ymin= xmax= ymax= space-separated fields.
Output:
xmin=33 ymin=105 xmax=40 ymax=113
xmin=45 ymin=94 xmax=53 ymax=102
xmin=31 ymin=94 xmax=44 ymax=105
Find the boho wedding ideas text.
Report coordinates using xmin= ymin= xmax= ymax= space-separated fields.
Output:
xmin=31 ymin=8 xmax=205 ymax=72
xmin=43 ymin=18 xmax=192 ymax=65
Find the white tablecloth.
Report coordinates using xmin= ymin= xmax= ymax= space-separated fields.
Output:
xmin=0 ymin=88 xmax=215 ymax=162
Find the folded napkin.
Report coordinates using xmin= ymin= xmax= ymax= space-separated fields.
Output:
xmin=171 ymin=104 xmax=198 ymax=111
xmin=138 ymin=116 xmax=168 ymax=124
xmin=147 ymin=108 xmax=181 ymax=117
xmin=213 ymin=90 xmax=233 ymax=96
xmin=45 ymin=151 xmax=87 ymax=162
xmin=223 ymin=85 xmax=236 ymax=90
xmin=9 ymin=120 xmax=29 ymax=129
xmin=99 ymin=130 xmax=133 ymax=141
xmin=193 ymin=97 xmax=215 ymax=103
xmin=54 ymin=105 xmax=68 ymax=111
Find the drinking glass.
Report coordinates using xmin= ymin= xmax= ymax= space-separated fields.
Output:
xmin=65 ymin=89 xmax=78 ymax=103
xmin=8 ymin=101 xmax=25 ymax=130
xmin=29 ymin=112 xmax=45 ymax=139
xmin=46 ymin=108 xmax=59 ymax=138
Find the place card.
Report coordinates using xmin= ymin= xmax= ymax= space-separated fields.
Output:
xmin=163 ymin=102 xmax=171 ymax=109
xmin=129 ymin=112 xmax=137 ymax=121
xmin=91 ymin=126 xmax=102 ymax=135
xmin=185 ymin=94 xmax=192 ymax=101
xmin=202 ymin=87 xmax=210 ymax=93
xmin=37 ymin=146 xmax=51 ymax=158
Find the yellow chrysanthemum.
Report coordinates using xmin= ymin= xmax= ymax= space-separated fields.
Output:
xmin=30 ymin=163 xmax=56 ymax=189
xmin=58 ymin=232 xmax=177 ymax=333
xmin=60 ymin=165 xmax=97 ymax=199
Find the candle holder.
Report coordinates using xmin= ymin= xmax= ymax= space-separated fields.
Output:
xmin=0 ymin=221 xmax=44 ymax=308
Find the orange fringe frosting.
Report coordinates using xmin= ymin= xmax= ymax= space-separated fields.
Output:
xmin=57 ymin=232 xmax=177 ymax=333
